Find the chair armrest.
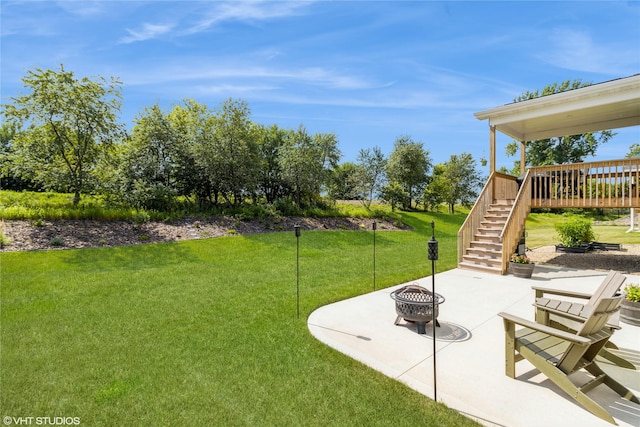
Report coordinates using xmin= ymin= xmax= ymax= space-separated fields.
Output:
xmin=498 ymin=312 xmax=591 ymax=344
xmin=532 ymin=285 xmax=592 ymax=300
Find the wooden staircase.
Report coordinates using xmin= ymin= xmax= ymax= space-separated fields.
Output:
xmin=459 ymin=199 xmax=514 ymax=274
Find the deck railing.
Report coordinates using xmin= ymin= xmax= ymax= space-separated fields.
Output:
xmin=529 ymin=158 xmax=640 ymax=208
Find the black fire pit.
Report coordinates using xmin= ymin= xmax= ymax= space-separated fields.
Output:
xmin=390 ymin=284 xmax=445 ymax=334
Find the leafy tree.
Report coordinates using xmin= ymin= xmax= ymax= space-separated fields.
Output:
xmin=201 ymin=98 xmax=260 ymax=206
xmin=255 ymin=124 xmax=289 ymax=204
xmin=426 ymin=153 xmax=483 ymax=213
xmin=1 ymin=66 xmax=125 ymax=205
xmin=165 ymin=99 xmax=214 ymax=207
xmin=379 ymin=181 xmax=406 ymax=211
xmin=423 ymin=164 xmax=447 ymax=212
xmin=117 ymin=104 xmax=180 ymax=210
xmin=327 ymin=162 xmax=359 ymax=201
xmin=351 ymin=146 xmax=387 ymax=209
xmin=627 ymin=143 xmax=640 ymax=158
xmin=0 ymin=123 xmax=39 ymax=190
xmin=280 ymin=126 xmax=341 ymax=207
xmin=386 ymin=136 xmax=431 ymax=209
xmin=505 ymin=79 xmax=615 ymax=173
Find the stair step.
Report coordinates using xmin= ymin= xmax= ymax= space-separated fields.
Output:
xmin=458 ymin=261 xmax=502 ymax=274
xmin=469 ymin=235 xmax=502 ymax=250
xmin=480 ymin=221 xmax=505 ymax=228
xmin=462 ymin=254 xmax=502 ymax=267
xmin=466 ymin=248 xmax=502 ymax=259
xmin=477 ymin=227 xmax=502 ymax=237
xmin=470 ymin=240 xmax=502 ymax=250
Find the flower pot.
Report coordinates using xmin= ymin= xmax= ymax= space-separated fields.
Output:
xmin=620 ymin=299 xmax=640 ymax=326
xmin=510 ymin=262 xmax=535 ymax=278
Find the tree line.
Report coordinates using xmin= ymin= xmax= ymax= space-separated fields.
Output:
xmin=1 ymin=66 xmax=486 ymax=214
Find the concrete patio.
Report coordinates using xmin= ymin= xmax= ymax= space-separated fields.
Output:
xmin=308 ymin=265 xmax=640 ymax=427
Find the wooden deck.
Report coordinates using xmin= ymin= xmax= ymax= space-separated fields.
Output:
xmin=458 ymin=158 xmax=640 ymax=275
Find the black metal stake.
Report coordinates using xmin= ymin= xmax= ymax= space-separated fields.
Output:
xmin=427 ymin=220 xmax=439 ymax=402
xmin=372 ymin=220 xmax=377 ymax=291
xmin=295 ymin=224 xmax=301 ymax=319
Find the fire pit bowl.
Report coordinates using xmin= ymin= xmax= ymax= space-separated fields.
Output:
xmin=390 ymin=284 xmax=445 ymax=334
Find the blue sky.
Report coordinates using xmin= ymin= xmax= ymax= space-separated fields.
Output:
xmin=2 ymin=0 xmax=639 ymax=172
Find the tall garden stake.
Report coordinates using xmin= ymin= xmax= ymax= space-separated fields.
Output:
xmin=372 ymin=220 xmax=377 ymax=291
xmin=427 ymin=220 xmax=439 ymax=402
xmin=295 ymin=224 xmax=300 ymax=319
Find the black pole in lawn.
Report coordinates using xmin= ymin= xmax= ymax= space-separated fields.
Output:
xmin=372 ymin=220 xmax=377 ymax=291
xmin=427 ymin=220 xmax=439 ymax=402
xmin=295 ymin=224 xmax=301 ymax=319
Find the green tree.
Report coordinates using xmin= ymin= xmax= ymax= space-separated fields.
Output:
xmin=0 ymin=123 xmax=38 ymax=190
xmin=379 ymin=181 xmax=406 ymax=211
xmin=1 ymin=66 xmax=125 ymax=205
xmin=117 ymin=104 xmax=180 ymax=210
xmin=423 ymin=164 xmax=447 ymax=212
xmin=195 ymin=98 xmax=259 ymax=206
xmin=280 ymin=126 xmax=341 ymax=207
xmin=426 ymin=153 xmax=483 ymax=214
xmin=327 ymin=162 xmax=359 ymax=201
xmin=166 ymin=99 xmax=214 ymax=207
xmin=255 ymin=124 xmax=289 ymax=204
xmin=627 ymin=143 xmax=640 ymax=158
xmin=386 ymin=136 xmax=431 ymax=209
xmin=352 ymin=146 xmax=387 ymax=209
xmin=506 ymin=79 xmax=615 ymax=172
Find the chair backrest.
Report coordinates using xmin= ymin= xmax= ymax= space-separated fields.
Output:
xmin=587 ymin=271 xmax=625 ymax=306
xmin=577 ymin=296 xmax=623 ymax=336
xmin=558 ymin=296 xmax=623 ymax=372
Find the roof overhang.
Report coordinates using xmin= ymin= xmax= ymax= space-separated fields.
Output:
xmin=474 ymin=74 xmax=640 ymax=141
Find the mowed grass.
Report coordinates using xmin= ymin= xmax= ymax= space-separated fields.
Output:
xmin=525 ymin=212 xmax=639 ymax=248
xmin=1 ymin=211 xmax=478 ymax=426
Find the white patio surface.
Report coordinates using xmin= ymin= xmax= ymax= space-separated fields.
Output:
xmin=308 ymin=265 xmax=640 ymax=427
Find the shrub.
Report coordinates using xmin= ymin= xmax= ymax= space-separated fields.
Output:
xmin=49 ymin=237 xmax=64 ymax=247
xmin=624 ymin=284 xmax=640 ymax=302
xmin=554 ymin=216 xmax=595 ymax=247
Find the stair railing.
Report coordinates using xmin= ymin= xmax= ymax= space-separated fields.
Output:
xmin=498 ymin=169 xmax=532 ymax=274
xmin=458 ymin=171 xmax=496 ymax=265
xmin=458 ymin=171 xmax=516 ymax=264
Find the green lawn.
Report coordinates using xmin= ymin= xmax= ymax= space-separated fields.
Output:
xmin=525 ymin=213 xmax=639 ymax=248
xmin=1 ymin=211 xmax=478 ymax=426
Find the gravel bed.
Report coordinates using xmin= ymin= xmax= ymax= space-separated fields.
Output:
xmin=0 ymin=217 xmax=405 ymax=252
xmin=526 ymin=243 xmax=640 ymax=274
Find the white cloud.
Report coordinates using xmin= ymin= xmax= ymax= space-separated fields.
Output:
xmin=120 ymin=23 xmax=175 ymax=44
xmin=185 ymin=1 xmax=312 ymax=35
xmin=537 ymin=29 xmax=640 ymax=76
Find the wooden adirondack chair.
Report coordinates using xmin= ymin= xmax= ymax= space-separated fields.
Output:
xmin=532 ymin=270 xmax=634 ymax=370
xmin=499 ymin=296 xmax=639 ymax=425
xmin=533 ymin=270 xmax=625 ymax=326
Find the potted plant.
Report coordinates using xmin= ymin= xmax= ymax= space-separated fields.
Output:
xmin=620 ymin=283 xmax=640 ymax=326
xmin=509 ymin=254 xmax=535 ymax=278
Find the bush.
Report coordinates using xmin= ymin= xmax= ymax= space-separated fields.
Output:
xmin=554 ymin=216 xmax=595 ymax=247
xmin=624 ymin=284 xmax=640 ymax=302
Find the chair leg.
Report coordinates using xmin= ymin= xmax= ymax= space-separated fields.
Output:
xmin=597 ymin=347 xmax=637 ymax=370
xmin=586 ymin=362 xmax=640 ymax=404
xmin=503 ymin=320 xmax=516 ymax=378
xmin=518 ymin=346 xmax=617 ymax=424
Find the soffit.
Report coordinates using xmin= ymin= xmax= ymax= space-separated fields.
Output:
xmin=474 ymin=75 xmax=640 ymax=141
